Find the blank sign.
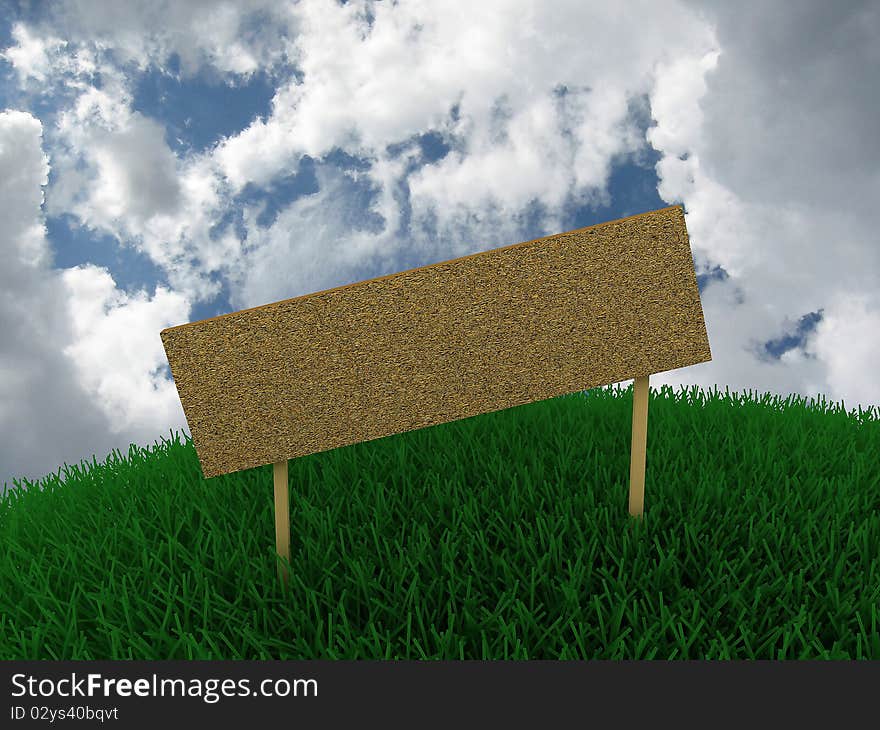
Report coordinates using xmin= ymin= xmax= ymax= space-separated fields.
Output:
xmin=161 ymin=205 xmax=711 ymax=479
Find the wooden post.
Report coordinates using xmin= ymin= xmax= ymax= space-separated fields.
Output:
xmin=273 ymin=460 xmax=290 ymax=584
xmin=628 ymin=375 xmax=650 ymax=518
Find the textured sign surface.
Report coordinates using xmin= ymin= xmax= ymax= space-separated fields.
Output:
xmin=161 ymin=205 xmax=711 ymax=478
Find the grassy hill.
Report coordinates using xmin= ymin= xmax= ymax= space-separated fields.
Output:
xmin=1 ymin=383 xmax=878 ymax=659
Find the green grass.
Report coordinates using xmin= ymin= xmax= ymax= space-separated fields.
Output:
xmin=1 ymin=383 xmax=878 ymax=660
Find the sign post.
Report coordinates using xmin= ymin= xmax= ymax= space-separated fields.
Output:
xmin=629 ymin=375 xmax=650 ymax=517
xmin=160 ymin=205 xmax=711 ymax=578
xmin=273 ymin=460 xmax=290 ymax=585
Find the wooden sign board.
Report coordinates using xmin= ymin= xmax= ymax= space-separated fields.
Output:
xmin=161 ymin=205 xmax=711 ymax=579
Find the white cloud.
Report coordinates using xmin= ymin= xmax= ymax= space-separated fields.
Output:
xmin=43 ymin=57 xmax=232 ymax=304
xmin=0 ymin=109 xmax=51 ymax=266
xmin=212 ymin=86 xmax=305 ymax=191
xmin=60 ymin=265 xmax=189 ymax=432
xmin=802 ymin=293 xmax=880 ymax=411
xmin=407 ymin=91 xmax=577 ymax=227
xmin=215 ymin=0 xmax=715 ymax=262
xmin=0 ymin=110 xmax=190 ymax=492
xmin=48 ymin=58 xmax=180 ymax=227
xmin=85 ymin=114 xmax=182 ymax=222
xmin=229 ymin=163 xmax=397 ymax=309
xmin=1 ymin=22 xmax=67 ymax=84
xmin=643 ymin=0 xmax=880 ymax=414
xmin=3 ymin=4 xmax=300 ymax=310
xmin=37 ymin=0 xmax=296 ymax=78
xmin=214 ymin=0 xmax=710 ymax=198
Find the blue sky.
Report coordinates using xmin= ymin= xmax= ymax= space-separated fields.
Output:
xmin=0 ymin=0 xmax=877 ymax=492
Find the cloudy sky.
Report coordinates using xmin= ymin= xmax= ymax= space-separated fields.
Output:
xmin=1 ymin=0 xmax=878 ymax=492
